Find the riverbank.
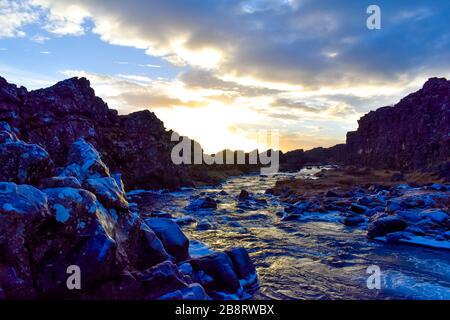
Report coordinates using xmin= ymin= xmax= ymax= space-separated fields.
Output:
xmin=272 ymin=167 xmax=450 ymax=250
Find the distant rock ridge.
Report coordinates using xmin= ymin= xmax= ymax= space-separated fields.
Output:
xmin=346 ymin=77 xmax=450 ymax=171
xmin=281 ymin=78 xmax=450 ymax=175
xmin=0 ymin=76 xmax=190 ymax=190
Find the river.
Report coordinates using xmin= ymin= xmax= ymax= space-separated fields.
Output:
xmin=129 ymin=167 xmax=450 ymax=300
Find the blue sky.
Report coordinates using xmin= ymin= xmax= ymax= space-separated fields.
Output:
xmin=0 ymin=21 xmax=180 ymax=85
xmin=1 ymin=0 xmax=450 ymax=152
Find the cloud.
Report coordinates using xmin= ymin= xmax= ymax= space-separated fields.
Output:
xmin=393 ymin=8 xmax=433 ymax=22
xmin=5 ymin=0 xmax=450 ymax=89
xmin=35 ymin=0 xmax=89 ymax=36
xmin=139 ymin=64 xmax=161 ymax=68
xmin=0 ymin=0 xmax=39 ymax=38
xmin=272 ymin=98 xmax=322 ymax=113
xmin=116 ymin=74 xmax=152 ymax=84
xmin=60 ymin=70 xmax=208 ymax=112
xmin=179 ymin=69 xmax=281 ymax=97
xmin=119 ymin=92 xmax=207 ymax=109
xmin=31 ymin=34 xmax=50 ymax=43
xmin=261 ymin=112 xmax=299 ymax=121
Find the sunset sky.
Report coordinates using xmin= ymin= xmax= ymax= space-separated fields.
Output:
xmin=1 ymin=0 xmax=450 ymax=153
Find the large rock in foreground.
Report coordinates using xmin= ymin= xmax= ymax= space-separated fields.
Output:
xmin=0 ymin=132 xmax=260 ymax=300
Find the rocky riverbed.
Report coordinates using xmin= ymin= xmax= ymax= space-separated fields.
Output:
xmin=129 ymin=167 xmax=450 ymax=299
xmin=0 ymin=122 xmax=258 ymax=300
xmin=1 ymin=115 xmax=449 ymax=299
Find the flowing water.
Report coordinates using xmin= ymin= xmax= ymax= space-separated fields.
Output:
xmin=130 ymin=168 xmax=450 ymax=300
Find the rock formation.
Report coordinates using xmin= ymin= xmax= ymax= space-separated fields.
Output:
xmin=279 ymin=78 xmax=450 ymax=176
xmin=346 ymin=77 xmax=450 ymax=171
xmin=0 ymin=76 xmax=189 ymax=190
xmin=0 ymin=77 xmax=259 ymax=300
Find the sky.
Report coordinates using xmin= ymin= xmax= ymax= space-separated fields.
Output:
xmin=1 ymin=0 xmax=450 ymax=153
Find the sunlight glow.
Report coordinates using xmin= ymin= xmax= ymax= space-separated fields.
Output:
xmin=154 ymin=104 xmax=272 ymax=153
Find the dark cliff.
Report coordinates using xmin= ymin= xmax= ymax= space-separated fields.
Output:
xmin=0 ymin=76 xmax=190 ymax=190
xmin=280 ymin=78 xmax=450 ymax=174
xmin=346 ymin=77 xmax=450 ymax=170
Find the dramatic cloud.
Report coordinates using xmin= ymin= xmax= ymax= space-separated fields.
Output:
xmin=16 ymin=0 xmax=450 ymax=87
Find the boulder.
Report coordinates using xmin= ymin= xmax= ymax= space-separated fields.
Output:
xmin=136 ymin=222 xmax=170 ymax=270
xmin=196 ymin=219 xmax=217 ymax=231
xmin=419 ymin=209 xmax=449 ymax=224
xmin=357 ymin=196 xmax=376 ymax=207
xmin=386 ymin=190 xmax=450 ymax=212
xmin=396 ymin=210 xmax=422 ymax=223
xmin=190 ymin=252 xmax=240 ymax=294
xmin=0 ymin=182 xmax=50 ymax=298
xmin=428 ymin=183 xmax=447 ymax=192
xmin=185 ymin=196 xmax=217 ymax=210
xmin=343 ymin=215 xmax=365 ymax=226
xmin=60 ymin=138 xmax=110 ymax=181
xmin=367 ymin=215 xmax=408 ymax=239
xmin=405 ymin=226 xmax=426 ymax=236
xmin=174 ymin=215 xmax=196 ymax=226
xmin=385 ymin=231 xmax=412 ymax=244
xmin=159 ymin=283 xmax=209 ymax=300
xmin=43 ymin=187 xmax=114 ymax=235
xmin=83 ymin=177 xmax=128 ymax=212
xmin=113 ymin=261 xmax=193 ymax=300
xmin=0 ymin=139 xmax=54 ymax=185
xmin=285 ymin=201 xmax=312 ymax=215
xmin=349 ymin=203 xmax=367 ymax=214
xmin=238 ymin=189 xmax=250 ymax=200
xmin=225 ymin=248 xmax=256 ymax=281
xmin=145 ymin=218 xmax=189 ymax=262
